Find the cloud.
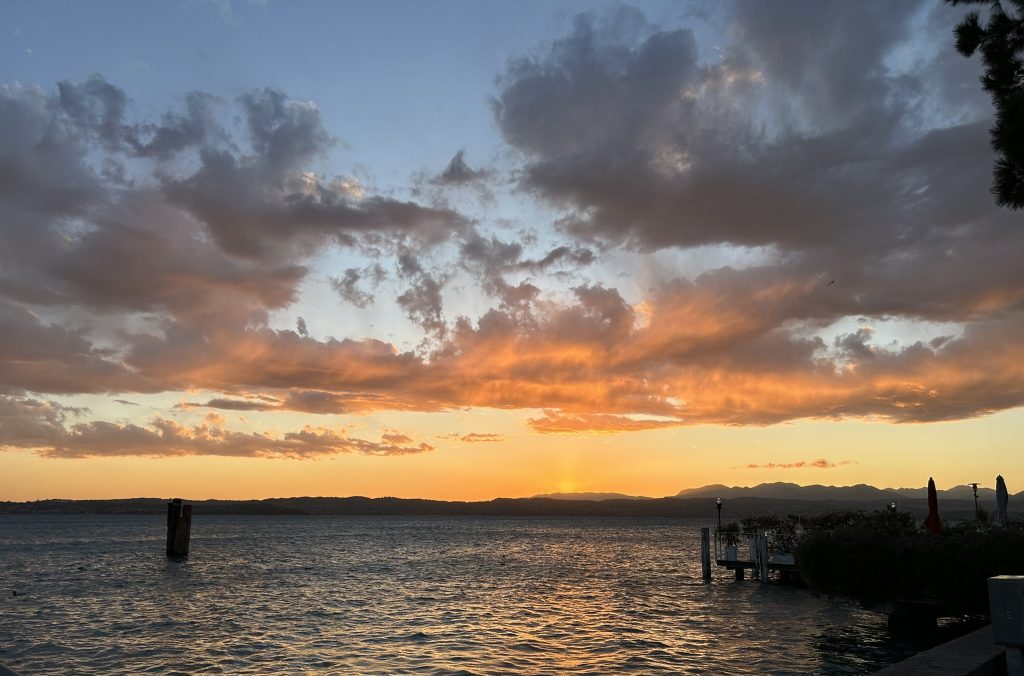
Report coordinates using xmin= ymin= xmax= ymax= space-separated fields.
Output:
xmin=3 ymin=17 xmax=1024 ymax=445
xmin=164 ymin=87 xmax=470 ymax=261
xmin=186 ymin=397 xmax=276 ymax=412
xmin=527 ymin=413 xmax=678 ymax=434
xmin=0 ymin=394 xmax=432 ymax=458
xmin=329 ymin=266 xmax=378 ymax=308
xmin=0 ymin=81 xmax=306 ymax=335
xmin=493 ymin=3 xmax=1005 ymax=258
xmin=490 ymin=2 xmax=1022 ymax=339
xmin=516 ymin=246 xmax=595 ymax=273
xmin=55 ymin=75 xmax=132 ymax=150
xmin=0 ymin=74 xmax=478 ymax=354
xmin=131 ymin=91 xmax=225 ymax=158
xmin=438 ymin=432 xmax=505 ymax=443
xmin=0 ymin=301 xmax=150 ymax=394
xmin=92 ymin=276 xmax=1024 ymax=429
xmin=744 ymin=459 xmax=855 ymax=470
xmin=395 ymin=253 xmax=447 ymax=335
xmin=458 ymin=432 xmax=503 ymax=443
xmin=456 ymin=230 xmax=595 ymax=310
xmin=432 ymin=149 xmax=490 ymax=186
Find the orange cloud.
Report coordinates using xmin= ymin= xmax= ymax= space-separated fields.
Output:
xmin=744 ymin=459 xmax=855 ymax=469
xmin=459 ymin=433 xmax=503 ymax=443
xmin=527 ymin=412 xmax=681 ymax=434
xmin=6 ymin=267 xmax=1024 ymax=444
xmin=0 ymin=397 xmax=431 ymax=458
xmin=109 ymin=282 xmax=1024 ymax=433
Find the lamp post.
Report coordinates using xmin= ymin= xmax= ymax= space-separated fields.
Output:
xmin=716 ymin=497 xmax=722 ymax=529
xmin=970 ymin=482 xmax=980 ymax=519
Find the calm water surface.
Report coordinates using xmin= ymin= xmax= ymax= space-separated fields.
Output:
xmin=1 ymin=515 xmax=925 ymax=674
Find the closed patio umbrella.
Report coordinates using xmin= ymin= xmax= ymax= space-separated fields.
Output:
xmin=924 ymin=477 xmax=941 ymax=533
xmin=996 ymin=475 xmax=1009 ymax=527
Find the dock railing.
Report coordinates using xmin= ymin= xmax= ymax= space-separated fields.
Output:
xmin=713 ymin=528 xmax=799 ymax=582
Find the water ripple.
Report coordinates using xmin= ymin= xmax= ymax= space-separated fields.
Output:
xmin=1 ymin=515 xmax=923 ymax=674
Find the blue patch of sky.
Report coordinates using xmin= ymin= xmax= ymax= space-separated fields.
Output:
xmin=2 ymin=0 xmax=755 ymax=349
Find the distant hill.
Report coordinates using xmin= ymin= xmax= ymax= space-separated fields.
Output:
xmin=676 ymin=482 xmax=897 ymax=501
xmin=891 ymin=484 xmax=997 ymax=500
xmin=675 ymin=482 xmax=1013 ymax=502
xmin=0 ymin=493 xmax=1012 ymax=521
xmin=532 ymin=492 xmax=649 ymax=501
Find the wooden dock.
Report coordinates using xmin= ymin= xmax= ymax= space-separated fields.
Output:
xmin=711 ymin=528 xmax=802 ymax=582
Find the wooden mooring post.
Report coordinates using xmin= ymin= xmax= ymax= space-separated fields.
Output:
xmin=166 ymin=498 xmax=192 ymax=558
xmin=700 ymin=527 xmax=711 ymax=581
xmin=756 ymin=529 xmax=769 ymax=584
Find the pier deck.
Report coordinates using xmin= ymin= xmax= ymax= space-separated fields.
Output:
xmin=712 ymin=528 xmax=801 ymax=581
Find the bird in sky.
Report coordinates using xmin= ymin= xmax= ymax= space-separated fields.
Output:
xmin=827 ymin=278 xmax=836 ymax=287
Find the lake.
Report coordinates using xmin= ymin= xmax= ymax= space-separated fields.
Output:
xmin=1 ymin=515 xmax=930 ymax=674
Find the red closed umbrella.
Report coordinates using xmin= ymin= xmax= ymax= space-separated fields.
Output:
xmin=996 ymin=475 xmax=1009 ymax=527
xmin=924 ymin=477 xmax=941 ymax=533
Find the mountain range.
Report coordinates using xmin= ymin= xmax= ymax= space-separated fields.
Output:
xmin=538 ymin=481 xmax=1020 ymax=502
xmin=2 ymin=489 xmax=1014 ymax=519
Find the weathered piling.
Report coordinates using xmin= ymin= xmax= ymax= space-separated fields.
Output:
xmin=758 ymin=530 xmax=769 ymax=583
xmin=750 ymin=530 xmax=769 ymax=584
xmin=166 ymin=498 xmax=192 ymax=557
xmin=700 ymin=527 xmax=711 ymax=581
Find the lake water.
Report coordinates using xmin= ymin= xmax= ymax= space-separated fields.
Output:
xmin=1 ymin=515 xmax=931 ymax=674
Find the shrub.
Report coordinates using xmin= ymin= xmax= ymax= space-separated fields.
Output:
xmin=796 ymin=513 xmax=1024 ymax=615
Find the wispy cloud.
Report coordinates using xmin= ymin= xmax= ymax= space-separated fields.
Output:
xmin=438 ymin=432 xmax=505 ymax=443
xmin=744 ymin=459 xmax=856 ymax=470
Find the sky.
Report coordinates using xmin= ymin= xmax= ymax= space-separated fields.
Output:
xmin=1 ymin=0 xmax=1022 ymax=501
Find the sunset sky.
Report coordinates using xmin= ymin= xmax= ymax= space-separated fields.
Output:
xmin=1 ymin=0 xmax=1022 ymax=501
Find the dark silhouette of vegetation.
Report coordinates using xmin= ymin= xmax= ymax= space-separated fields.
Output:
xmin=719 ymin=521 xmax=741 ymax=547
xmin=948 ymin=0 xmax=1024 ymax=209
xmin=741 ymin=514 xmax=803 ymax=552
xmin=797 ymin=510 xmax=1024 ymax=615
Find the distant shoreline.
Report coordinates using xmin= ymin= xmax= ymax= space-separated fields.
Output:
xmin=0 ymin=495 xmax=989 ymax=519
